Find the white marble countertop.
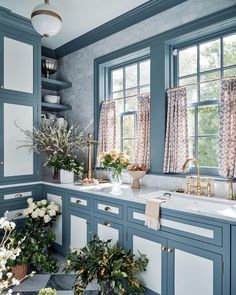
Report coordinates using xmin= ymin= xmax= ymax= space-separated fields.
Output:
xmin=1 ymin=180 xmax=236 ymax=223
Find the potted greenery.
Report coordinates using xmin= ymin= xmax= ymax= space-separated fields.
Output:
xmin=46 ymin=154 xmax=84 ymax=184
xmin=38 ymin=288 xmax=57 ymax=295
xmin=10 ymin=198 xmax=60 ymax=274
xmin=65 ymin=235 xmax=149 ymax=295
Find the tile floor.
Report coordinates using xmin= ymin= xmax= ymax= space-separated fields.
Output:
xmin=10 ymin=253 xmax=98 ymax=295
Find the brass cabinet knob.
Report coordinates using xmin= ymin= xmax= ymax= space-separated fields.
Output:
xmin=161 ymin=245 xmax=167 ymax=252
xmin=76 ymin=199 xmax=81 ymax=204
xmin=15 ymin=212 xmax=23 ymax=218
xmin=0 ymin=161 xmax=4 ymax=165
xmin=0 ymin=85 xmax=4 ymax=89
xmin=104 ymin=206 xmax=111 ymax=212
xmin=104 ymin=221 xmax=111 ymax=227
xmin=167 ymin=248 xmax=173 ymax=253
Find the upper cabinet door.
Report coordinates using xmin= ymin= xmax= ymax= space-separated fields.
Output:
xmin=4 ymin=37 xmax=33 ymax=94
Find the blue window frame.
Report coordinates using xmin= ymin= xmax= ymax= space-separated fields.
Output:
xmin=173 ymin=31 xmax=236 ymax=175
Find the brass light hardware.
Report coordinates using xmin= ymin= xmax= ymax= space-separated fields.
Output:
xmin=226 ymin=179 xmax=235 ymax=200
xmin=15 ymin=212 xmax=23 ymax=218
xmin=104 ymin=206 xmax=111 ymax=212
xmin=76 ymin=199 xmax=81 ymax=204
xmin=161 ymin=245 xmax=167 ymax=252
xmin=104 ymin=221 xmax=111 ymax=227
xmin=183 ymin=158 xmax=213 ymax=197
xmin=15 ymin=194 xmax=23 ymax=198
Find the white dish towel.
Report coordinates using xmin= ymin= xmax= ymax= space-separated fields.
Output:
xmin=145 ymin=199 xmax=166 ymax=230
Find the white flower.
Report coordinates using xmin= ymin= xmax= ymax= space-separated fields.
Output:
xmin=28 ymin=207 xmax=34 ymax=214
xmin=23 ymin=209 xmax=29 ymax=216
xmin=53 ymin=205 xmax=60 ymax=212
xmin=50 ymin=201 xmax=55 ymax=206
xmin=29 ymin=203 xmax=36 ymax=210
xmin=12 ymin=278 xmax=20 ymax=285
xmin=27 ymin=198 xmax=33 ymax=204
xmin=48 ymin=209 xmax=56 ymax=217
xmin=37 ymin=201 xmax=42 ymax=206
xmin=43 ymin=214 xmax=51 ymax=223
xmin=6 ymin=272 xmax=12 ymax=278
xmin=38 ymin=209 xmax=45 ymax=217
xmin=31 ymin=210 xmax=38 ymax=219
xmin=41 ymin=199 xmax=47 ymax=205
xmin=9 ymin=222 xmax=16 ymax=230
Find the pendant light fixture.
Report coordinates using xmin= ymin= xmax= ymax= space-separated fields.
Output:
xmin=31 ymin=0 xmax=62 ymax=38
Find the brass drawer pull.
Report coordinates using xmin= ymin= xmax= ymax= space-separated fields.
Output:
xmin=15 ymin=212 xmax=23 ymax=218
xmin=76 ymin=199 xmax=81 ymax=204
xmin=15 ymin=194 xmax=23 ymax=198
xmin=104 ymin=221 xmax=111 ymax=227
xmin=104 ymin=206 xmax=111 ymax=212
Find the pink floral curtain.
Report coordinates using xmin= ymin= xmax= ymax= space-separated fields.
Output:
xmin=97 ymin=101 xmax=116 ymax=165
xmin=219 ymin=78 xmax=236 ymax=178
xmin=134 ymin=94 xmax=150 ymax=169
xmin=163 ymin=87 xmax=189 ymax=173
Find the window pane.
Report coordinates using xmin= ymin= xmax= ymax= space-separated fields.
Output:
xmin=198 ymin=137 xmax=218 ymax=167
xmin=123 ymin=139 xmax=135 ymax=161
xmin=179 ymin=76 xmax=197 ymax=104
xmin=112 ymin=69 xmax=123 ymax=92
xmin=224 ymin=67 xmax=236 ymax=78
xmin=115 ymin=100 xmax=123 ymax=151
xmin=140 ymin=86 xmax=150 ymax=94
xmin=125 ymin=64 xmax=137 ymax=88
xmin=112 ymin=91 xmax=123 ymax=99
xmin=123 ymin=115 xmax=135 ymax=138
xmin=200 ymin=39 xmax=220 ymax=71
xmin=198 ymin=105 xmax=219 ymax=136
xmin=125 ymin=88 xmax=138 ymax=97
xmin=223 ymin=33 xmax=236 ymax=67
xmin=188 ymin=108 xmax=195 ymax=137
xmin=115 ymin=99 xmax=124 ymax=114
xmin=140 ymin=60 xmax=150 ymax=85
xmin=189 ymin=137 xmax=195 ymax=158
xmin=178 ymin=46 xmax=197 ymax=77
xmin=200 ymin=71 xmax=221 ymax=101
xmin=125 ymin=96 xmax=138 ymax=112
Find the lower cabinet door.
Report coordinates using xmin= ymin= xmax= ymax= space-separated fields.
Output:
xmin=93 ymin=216 xmax=123 ymax=246
xmin=69 ymin=209 xmax=91 ymax=249
xmin=47 ymin=193 xmax=63 ymax=246
xmin=127 ymin=227 xmax=167 ymax=295
xmin=168 ymin=240 xmax=223 ymax=295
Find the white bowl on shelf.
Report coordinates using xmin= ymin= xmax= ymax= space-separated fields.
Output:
xmin=43 ymin=95 xmax=60 ymax=104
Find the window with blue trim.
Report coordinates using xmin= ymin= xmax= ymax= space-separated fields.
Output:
xmin=109 ymin=58 xmax=150 ymax=161
xmin=175 ymin=32 xmax=236 ymax=174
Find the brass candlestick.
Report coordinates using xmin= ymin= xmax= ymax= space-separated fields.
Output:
xmin=87 ymin=133 xmax=93 ymax=179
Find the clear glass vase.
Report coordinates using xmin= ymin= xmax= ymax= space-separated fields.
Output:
xmin=107 ymin=168 xmax=122 ymax=195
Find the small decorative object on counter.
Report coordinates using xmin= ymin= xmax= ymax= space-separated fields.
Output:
xmin=65 ymin=235 xmax=149 ymax=295
xmin=127 ymin=165 xmax=147 ymax=189
xmin=81 ymin=178 xmax=99 ymax=185
xmin=99 ymin=151 xmax=130 ymax=194
xmin=38 ymin=288 xmax=57 ymax=295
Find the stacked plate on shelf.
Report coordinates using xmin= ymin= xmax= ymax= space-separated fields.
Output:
xmin=43 ymin=95 xmax=60 ymax=104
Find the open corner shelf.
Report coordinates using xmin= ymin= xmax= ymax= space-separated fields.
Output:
xmin=41 ymin=77 xmax=72 ymax=91
xmin=41 ymin=102 xmax=72 ymax=112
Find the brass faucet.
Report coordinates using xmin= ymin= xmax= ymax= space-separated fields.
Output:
xmin=226 ymin=179 xmax=235 ymax=200
xmin=182 ymin=157 xmax=212 ymax=197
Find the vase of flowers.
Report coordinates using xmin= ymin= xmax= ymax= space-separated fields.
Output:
xmin=99 ymin=151 xmax=130 ymax=194
xmin=46 ymin=154 xmax=84 ymax=184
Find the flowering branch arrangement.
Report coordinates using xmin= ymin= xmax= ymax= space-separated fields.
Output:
xmin=17 ymin=122 xmax=87 ymax=156
xmin=99 ymin=151 xmax=130 ymax=174
xmin=0 ymin=216 xmax=21 ymax=294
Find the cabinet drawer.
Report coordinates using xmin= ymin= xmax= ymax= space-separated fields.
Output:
xmin=0 ymin=186 xmax=38 ymax=204
xmin=6 ymin=207 xmax=26 ymax=221
xmin=94 ymin=199 xmax=123 ymax=219
xmin=69 ymin=194 xmax=91 ymax=210
xmin=128 ymin=206 xmax=223 ymax=247
xmin=4 ymin=190 xmax=33 ymax=201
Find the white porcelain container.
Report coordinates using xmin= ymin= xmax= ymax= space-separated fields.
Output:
xmin=60 ymin=169 xmax=74 ymax=184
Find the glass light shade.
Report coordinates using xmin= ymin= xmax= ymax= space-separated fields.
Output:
xmin=31 ymin=2 xmax=62 ymax=37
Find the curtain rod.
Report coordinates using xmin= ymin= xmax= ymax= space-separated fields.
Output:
xmin=173 ymin=75 xmax=236 ymax=89
xmin=101 ymin=92 xmax=150 ymax=103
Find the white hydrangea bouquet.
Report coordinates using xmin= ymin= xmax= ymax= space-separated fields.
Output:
xmin=0 ymin=216 xmax=22 ymax=294
xmin=24 ymin=198 xmax=60 ymax=225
